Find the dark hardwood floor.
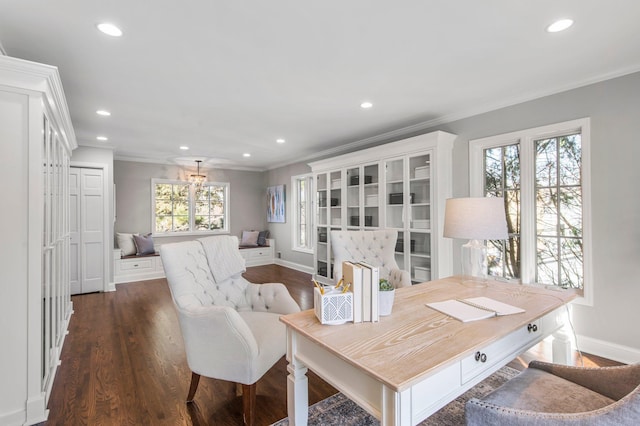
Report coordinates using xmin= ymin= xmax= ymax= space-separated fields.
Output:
xmin=44 ymin=265 xmax=620 ymax=425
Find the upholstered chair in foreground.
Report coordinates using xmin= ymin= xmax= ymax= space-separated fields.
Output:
xmin=160 ymin=235 xmax=300 ymax=426
xmin=465 ymin=360 xmax=640 ymax=425
xmin=330 ymin=229 xmax=411 ymax=288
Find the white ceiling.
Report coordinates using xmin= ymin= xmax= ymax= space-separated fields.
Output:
xmin=1 ymin=1 xmax=640 ymax=171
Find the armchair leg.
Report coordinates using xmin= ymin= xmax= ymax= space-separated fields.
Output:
xmin=186 ymin=372 xmax=201 ymax=403
xmin=242 ymin=383 xmax=256 ymax=426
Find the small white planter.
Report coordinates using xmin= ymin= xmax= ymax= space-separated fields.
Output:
xmin=379 ymin=289 xmax=395 ymax=316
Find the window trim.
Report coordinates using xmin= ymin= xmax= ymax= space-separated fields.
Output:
xmin=291 ymin=173 xmax=314 ymax=254
xmin=469 ymin=118 xmax=592 ymax=305
xmin=151 ymin=178 xmax=230 ymax=237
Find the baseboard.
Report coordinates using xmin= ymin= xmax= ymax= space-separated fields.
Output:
xmin=0 ymin=407 xmax=28 ymax=425
xmin=575 ymin=334 xmax=640 ymax=364
xmin=275 ymin=259 xmax=314 ymax=275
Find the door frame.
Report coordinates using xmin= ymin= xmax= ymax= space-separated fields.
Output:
xmin=70 ymin=161 xmax=112 ymax=292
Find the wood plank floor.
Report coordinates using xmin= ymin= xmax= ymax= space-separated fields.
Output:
xmin=44 ymin=265 xmax=620 ymax=425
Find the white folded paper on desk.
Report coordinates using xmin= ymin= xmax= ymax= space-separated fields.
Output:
xmin=426 ymin=296 xmax=525 ymax=322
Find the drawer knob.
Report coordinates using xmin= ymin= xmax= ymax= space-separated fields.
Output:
xmin=528 ymin=323 xmax=538 ymax=333
xmin=475 ymin=351 xmax=487 ymax=363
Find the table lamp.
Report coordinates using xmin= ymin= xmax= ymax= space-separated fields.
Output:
xmin=443 ymin=197 xmax=508 ymax=286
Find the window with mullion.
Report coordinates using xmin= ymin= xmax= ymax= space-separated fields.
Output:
xmin=484 ymin=144 xmax=521 ymax=280
xmin=470 ymin=118 xmax=591 ymax=299
xmin=292 ymin=174 xmax=314 ymax=252
xmin=153 ymin=179 xmax=229 ymax=235
xmin=535 ymin=134 xmax=583 ymax=288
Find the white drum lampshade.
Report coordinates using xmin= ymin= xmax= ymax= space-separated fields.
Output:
xmin=443 ymin=197 xmax=508 ymax=285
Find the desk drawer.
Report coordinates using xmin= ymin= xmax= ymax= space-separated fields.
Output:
xmin=461 ymin=320 xmax=541 ymax=383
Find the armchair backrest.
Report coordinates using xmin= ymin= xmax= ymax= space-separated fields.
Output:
xmin=160 ymin=239 xmax=250 ymax=311
xmin=330 ymin=230 xmax=399 ymax=284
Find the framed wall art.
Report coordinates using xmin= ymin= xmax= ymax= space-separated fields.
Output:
xmin=267 ymin=184 xmax=285 ymax=223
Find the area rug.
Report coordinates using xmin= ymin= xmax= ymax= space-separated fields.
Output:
xmin=271 ymin=366 xmax=520 ymax=426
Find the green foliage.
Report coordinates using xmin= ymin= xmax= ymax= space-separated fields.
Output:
xmin=379 ymin=278 xmax=394 ymax=291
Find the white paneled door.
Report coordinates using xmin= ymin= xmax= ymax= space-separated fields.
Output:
xmin=69 ymin=167 xmax=104 ymax=294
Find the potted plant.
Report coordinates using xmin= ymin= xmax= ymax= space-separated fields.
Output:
xmin=378 ymin=278 xmax=395 ymax=316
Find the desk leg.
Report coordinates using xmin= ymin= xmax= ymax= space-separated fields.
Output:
xmin=381 ymin=386 xmax=411 ymax=426
xmin=287 ymin=330 xmax=308 ymax=426
xmin=551 ymin=330 xmax=572 ymax=365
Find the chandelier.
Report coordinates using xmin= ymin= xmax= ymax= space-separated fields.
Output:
xmin=189 ymin=160 xmax=206 ymax=189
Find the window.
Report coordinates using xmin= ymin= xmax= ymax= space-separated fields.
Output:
xmin=470 ymin=118 xmax=591 ymax=302
xmin=292 ymin=174 xmax=314 ymax=253
xmin=152 ymin=179 xmax=230 ymax=235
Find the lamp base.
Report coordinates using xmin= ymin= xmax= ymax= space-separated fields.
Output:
xmin=460 ymin=239 xmax=488 ymax=286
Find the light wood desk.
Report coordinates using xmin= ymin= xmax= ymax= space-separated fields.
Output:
xmin=281 ymin=276 xmax=577 ymax=426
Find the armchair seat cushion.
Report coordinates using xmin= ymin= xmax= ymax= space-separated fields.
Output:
xmin=478 ymin=367 xmax=615 ymax=414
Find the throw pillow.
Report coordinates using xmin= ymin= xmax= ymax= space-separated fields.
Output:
xmin=133 ymin=233 xmax=155 ymax=255
xmin=257 ymin=230 xmax=270 ymax=246
xmin=117 ymin=232 xmax=137 ymax=256
xmin=240 ymin=230 xmax=259 ymax=247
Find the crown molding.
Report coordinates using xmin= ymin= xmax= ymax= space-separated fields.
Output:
xmin=268 ymin=63 xmax=640 ymax=171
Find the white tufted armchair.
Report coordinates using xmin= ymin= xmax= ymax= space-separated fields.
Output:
xmin=160 ymin=235 xmax=300 ymax=426
xmin=330 ymin=230 xmax=411 ymax=288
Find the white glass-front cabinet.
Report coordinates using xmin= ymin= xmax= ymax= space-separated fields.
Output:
xmin=0 ymin=55 xmax=77 ymax=424
xmin=385 ymin=153 xmax=434 ymax=283
xmin=310 ymin=131 xmax=455 ymax=285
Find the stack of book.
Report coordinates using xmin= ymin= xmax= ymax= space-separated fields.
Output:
xmin=343 ymin=261 xmax=380 ymax=322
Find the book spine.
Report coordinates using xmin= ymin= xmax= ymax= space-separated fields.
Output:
xmin=361 ymin=266 xmax=371 ymax=322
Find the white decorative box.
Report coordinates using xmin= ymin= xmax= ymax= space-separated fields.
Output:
xmin=365 ymin=194 xmax=378 ymax=206
xmin=314 ymin=288 xmax=353 ymax=325
xmin=415 ymin=165 xmax=430 ymax=179
xmin=413 ymin=219 xmax=430 ymax=229
xmin=331 ymin=179 xmax=341 ymax=189
xmin=414 ymin=266 xmax=431 ymax=282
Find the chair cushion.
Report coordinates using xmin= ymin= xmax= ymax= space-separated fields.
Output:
xmin=481 ymin=367 xmax=615 ymax=413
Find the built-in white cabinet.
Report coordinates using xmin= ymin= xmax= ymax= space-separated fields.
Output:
xmin=0 ymin=56 xmax=77 ymax=424
xmin=239 ymin=239 xmax=275 ymax=267
xmin=309 ymin=131 xmax=455 ymax=285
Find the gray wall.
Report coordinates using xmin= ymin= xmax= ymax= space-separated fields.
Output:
xmin=113 ymin=161 xmax=267 ymax=244
xmin=266 ymin=162 xmax=313 ymax=266
xmin=267 ymin=71 xmax=640 ymax=359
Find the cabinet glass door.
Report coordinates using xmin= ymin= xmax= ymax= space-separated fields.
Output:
xmin=346 ymin=167 xmax=360 ymax=228
xmin=385 ymin=158 xmax=405 ymax=229
xmin=329 ymin=170 xmax=342 ymax=227
xmin=363 ymin=163 xmax=379 ymax=228
xmin=409 ymin=154 xmax=431 ymax=230
xmin=408 ymin=153 xmax=432 ymax=282
xmin=316 ymin=173 xmax=329 ymax=279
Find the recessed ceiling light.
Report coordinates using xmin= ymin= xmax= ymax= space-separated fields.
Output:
xmin=96 ymin=136 xmax=108 ymax=141
xmin=243 ymin=153 xmax=251 ymax=158
xmin=97 ymin=22 xmax=123 ymax=37
xmin=179 ymin=146 xmax=189 ymax=150
xmin=276 ymin=139 xmax=285 ymax=144
xmin=360 ymin=101 xmax=373 ymax=109
xmin=96 ymin=110 xmax=111 ymax=116
xmin=546 ymin=19 xmax=573 ymax=33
